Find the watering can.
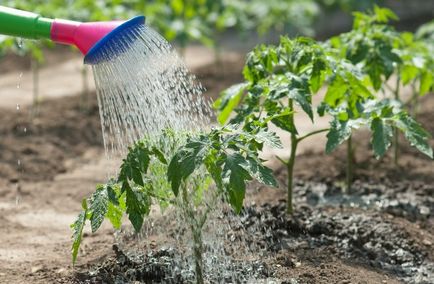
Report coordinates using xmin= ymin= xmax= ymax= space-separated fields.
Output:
xmin=0 ymin=6 xmax=145 ymax=64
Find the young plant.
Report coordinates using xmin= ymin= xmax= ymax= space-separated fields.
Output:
xmin=71 ymin=126 xmax=278 ymax=284
xmin=215 ymin=37 xmax=335 ymax=214
xmin=329 ymin=6 xmax=434 ymax=166
xmin=216 ymin=32 xmax=433 ymax=211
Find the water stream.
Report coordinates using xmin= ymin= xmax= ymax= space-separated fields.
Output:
xmin=89 ymin=24 xmax=212 ymax=159
xmin=85 ymin=23 xmax=268 ymax=282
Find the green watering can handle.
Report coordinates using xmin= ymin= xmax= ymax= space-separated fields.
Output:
xmin=0 ymin=6 xmax=53 ymax=39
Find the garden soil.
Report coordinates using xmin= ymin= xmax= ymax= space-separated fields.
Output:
xmin=0 ymin=54 xmax=433 ymax=284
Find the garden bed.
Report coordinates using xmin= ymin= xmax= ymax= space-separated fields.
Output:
xmin=0 ymin=56 xmax=432 ymax=284
xmin=66 ymin=97 xmax=433 ymax=283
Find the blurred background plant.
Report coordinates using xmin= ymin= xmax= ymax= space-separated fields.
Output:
xmin=0 ymin=0 xmax=432 ymax=112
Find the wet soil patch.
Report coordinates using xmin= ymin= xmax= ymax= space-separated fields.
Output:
xmin=72 ymin=244 xmax=270 ymax=283
xmin=71 ymin=179 xmax=433 ymax=283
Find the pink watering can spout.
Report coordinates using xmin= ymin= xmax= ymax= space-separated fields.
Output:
xmin=0 ymin=6 xmax=146 ymax=64
xmin=51 ymin=19 xmax=123 ymax=55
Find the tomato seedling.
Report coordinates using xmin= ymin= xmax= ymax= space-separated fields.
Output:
xmin=329 ymin=6 xmax=434 ymax=166
xmin=71 ymin=126 xmax=278 ymax=284
xmin=216 ymin=31 xmax=433 ymax=213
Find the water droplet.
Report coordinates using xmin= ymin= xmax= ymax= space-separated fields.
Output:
xmin=23 ymin=127 xmax=27 ymax=133
xmin=17 ymin=159 xmax=21 ymax=166
xmin=17 ymin=72 xmax=23 ymax=89
xmin=18 ymin=38 xmax=23 ymax=49
xmin=16 ymin=104 xmax=20 ymax=111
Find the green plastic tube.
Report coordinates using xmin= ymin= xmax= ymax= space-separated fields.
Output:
xmin=0 ymin=6 xmax=53 ymax=39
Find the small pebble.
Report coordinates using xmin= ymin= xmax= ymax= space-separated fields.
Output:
xmin=294 ymin=262 xmax=301 ymax=268
xmin=31 ymin=265 xmax=44 ymax=273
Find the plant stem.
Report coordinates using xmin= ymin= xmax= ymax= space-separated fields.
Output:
xmin=286 ymin=99 xmax=297 ymax=214
xmin=181 ymin=185 xmax=204 ymax=284
xmin=393 ymin=76 xmax=400 ymax=167
xmin=192 ymin=227 xmax=204 ymax=284
xmin=346 ymin=135 xmax=353 ymax=193
xmin=297 ymin=128 xmax=329 ymax=143
xmin=287 ymin=135 xmax=298 ymax=215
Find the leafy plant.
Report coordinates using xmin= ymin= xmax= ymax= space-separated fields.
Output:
xmin=215 ymin=37 xmax=334 ymax=214
xmin=329 ymin=6 xmax=434 ymax=166
xmin=216 ymin=25 xmax=433 ymax=212
xmin=71 ymin=126 xmax=278 ymax=283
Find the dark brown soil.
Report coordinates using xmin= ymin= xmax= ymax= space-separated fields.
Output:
xmin=292 ymin=95 xmax=434 ymax=187
xmin=65 ymin=94 xmax=434 ymax=283
xmin=0 ymin=54 xmax=432 ymax=284
xmin=0 ymin=94 xmax=102 ymax=182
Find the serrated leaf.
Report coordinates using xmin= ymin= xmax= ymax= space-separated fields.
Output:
xmin=367 ymin=63 xmax=383 ymax=91
xmin=250 ymin=128 xmax=283 ymax=149
xmin=271 ymin=112 xmax=297 ymax=134
xmin=106 ymin=202 xmax=123 ymax=230
xmin=395 ymin=114 xmax=433 ymax=158
xmin=400 ymin=65 xmax=418 ymax=85
xmin=310 ymin=59 xmax=326 ymax=93
xmin=223 ymin=153 xmax=252 ymax=213
xmin=374 ymin=5 xmax=398 ymax=22
xmin=168 ymin=137 xmax=210 ymax=195
xmin=131 ymin=167 xmax=144 ymax=186
xmin=167 ymin=153 xmax=182 ymax=196
xmin=89 ymin=186 xmax=109 ymax=233
xmin=325 ymin=77 xmax=348 ymax=107
xmin=289 ymin=88 xmax=313 ymax=121
xmin=215 ymin=83 xmax=248 ymax=125
xmin=205 ymin=154 xmax=223 ymax=191
xmin=371 ymin=117 xmax=393 ymax=158
xmin=71 ymin=199 xmax=87 ymax=264
xmin=107 ymin=183 xmax=119 ymax=206
xmin=326 ymin=119 xmax=352 ymax=153
xmin=125 ymin=184 xmax=150 ymax=232
xmin=420 ymin=71 xmax=433 ymax=96
xmin=245 ymin=156 xmax=277 ymax=187
xmin=151 ymin=146 xmax=167 ymax=164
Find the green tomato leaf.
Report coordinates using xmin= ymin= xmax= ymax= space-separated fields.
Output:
xmin=245 ymin=156 xmax=277 ymax=187
xmin=420 ymin=71 xmax=433 ymax=96
xmin=310 ymin=59 xmax=326 ymax=93
xmin=125 ymin=184 xmax=150 ymax=233
xmin=168 ymin=137 xmax=210 ymax=195
xmin=252 ymin=128 xmax=283 ymax=149
xmin=71 ymin=199 xmax=88 ymax=264
xmin=400 ymin=65 xmax=419 ymax=85
xmin=106 ymin=202 xmax=123 ymax=230
xmin=223 ymin=153 xmax=252 ymax=213
xmin=289 ymin=88 xmax=313 ymax=121
xmin=326 ymin=118 xmax=352 ymax=153
xmin=395 ymin=113 xmax=433 ymax=158
xmin=325 ymin=77 xmax=348 ymax=107
xmin=89 ymin=185 xmax=109 ymax=233
xmin=151 ymin=146 xmax=167 ymax=164
xmin=215 ymin=83 xmax=248 ymax=125
xmin=371 ymin=117 xmax=393 ymax=158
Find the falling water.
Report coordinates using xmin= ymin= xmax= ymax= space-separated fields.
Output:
xmin=86 ymin=23 xmax=270 ymax=282
xmin=89 ymin=24 xmax=212 ymax=159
